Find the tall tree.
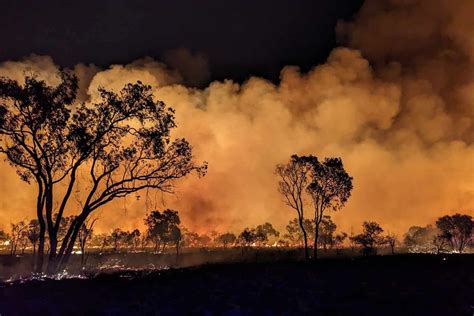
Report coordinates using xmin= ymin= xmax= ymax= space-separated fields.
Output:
xmin=275 ymin=155 xmax=312 ymax=260
xmin=0 ymin=71 xmax=77 ymax=271
xmin=0 ymin=72 xmax=206 ymax=273
xmin=304 ymin=156 xmax=352 ymax=260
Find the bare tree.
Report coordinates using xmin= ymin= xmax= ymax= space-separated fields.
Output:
xmin=275 ymin=155 xmax=312 ymax=260
xmin=0 ymin=72 xmax=206 ymax=273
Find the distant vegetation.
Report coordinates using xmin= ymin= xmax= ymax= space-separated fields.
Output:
xmin=1 ymin=212 xmax=472 ymax=268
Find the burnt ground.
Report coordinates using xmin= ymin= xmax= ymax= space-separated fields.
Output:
xmin=0 ymin=254 xmax=473 ymax=315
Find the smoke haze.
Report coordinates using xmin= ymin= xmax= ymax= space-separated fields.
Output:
xmin=0 ymin=0 xmax=473 ymax=237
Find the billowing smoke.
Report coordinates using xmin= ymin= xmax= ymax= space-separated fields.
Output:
xmin=0 ymin=0 xmax=473 ymax=237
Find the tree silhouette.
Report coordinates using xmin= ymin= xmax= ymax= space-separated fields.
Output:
xmin=284 ymin=218 xmax=314 ymax=246
xmin=0 ymin=72 xmax=206 ymax=273
xmin=350 ymin=221 xmax=385 ymax=256
xmin=318 ymin=216 xmax=337 ymax=251
xmin=239 ymin=228 xmax=256 ymax=247
xmin=436 ymin=213 xmax=473 ymax=253
xmin=333 ymin=232 xmax=347 ymax=255
xmin=125 ymin=229 xmax=141 ymax=251
xmin=254 ymin=222 xmax=280 ymax=246
xmin=275 ymin=155 xmax=313 ymax=260
xmin=27 ymin=219 xmax=40 ymax=255
xmin=216 ymin=232 xmax=237 ymax=248
xmin=144 ymin=209 xmax=181 ymax=253
xmin=385 ymin=234 xmax=397 ymax=255
xmin=110 ymin=228 xmax=128 ymax=252
xmin=9 ymin=221 xmax=28 ymax=255
xmin=77 ymin=218 xmax=96 ymax=266
xmin=303 ymin=156 xmax=352 ymax=260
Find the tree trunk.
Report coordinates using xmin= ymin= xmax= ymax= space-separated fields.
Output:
xmin=57 ymin=214 xmax=87 ymax=272
xmin=80 ymin=243 xmax=86 ymax=267
xmin=35 ymin=203 xmax=46 ymax=273
xmin=313 ymin=220 xmax=320 ymax=260
xmin=45 ymin=186 xmax=59 ymax=274
xmin=298 ymin=217 xmax=309 ymax=260
xmin=57 ymin=220 xmax=82 ymax=271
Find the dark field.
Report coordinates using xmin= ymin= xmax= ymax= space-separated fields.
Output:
xmin=0 ymin=254 xmax=473 ymax=315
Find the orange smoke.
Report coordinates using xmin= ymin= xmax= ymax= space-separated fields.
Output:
xmin=0 ymin=0 xmax=473 ymax=237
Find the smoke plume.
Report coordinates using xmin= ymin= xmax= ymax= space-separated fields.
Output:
xmin=0 ymin=0 xmax=473 ymax=237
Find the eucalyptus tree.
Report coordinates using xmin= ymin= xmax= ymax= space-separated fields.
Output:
xmin=0 ymin=71 xmax=206 ymax=273
xmin=275 ymin=155 xmax=312 ymax=259
xmin=276 ymin=155 xmax=352 ymax=260
xmin=303 ymin=156 xmax=352 ymax=259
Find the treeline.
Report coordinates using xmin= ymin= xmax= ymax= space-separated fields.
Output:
xmin=2 ymin=212 xmax=471 ymax=262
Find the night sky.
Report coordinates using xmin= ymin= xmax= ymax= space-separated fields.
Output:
xmin=0 ymin=0 xmax=363 ymax=82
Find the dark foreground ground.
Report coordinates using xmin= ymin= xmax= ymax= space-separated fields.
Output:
xmin=0 ymin=254 xmax=473 ymax=315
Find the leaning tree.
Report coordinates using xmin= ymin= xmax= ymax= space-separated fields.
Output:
xmin=0 ymin=71 xmax=206 ymax=273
